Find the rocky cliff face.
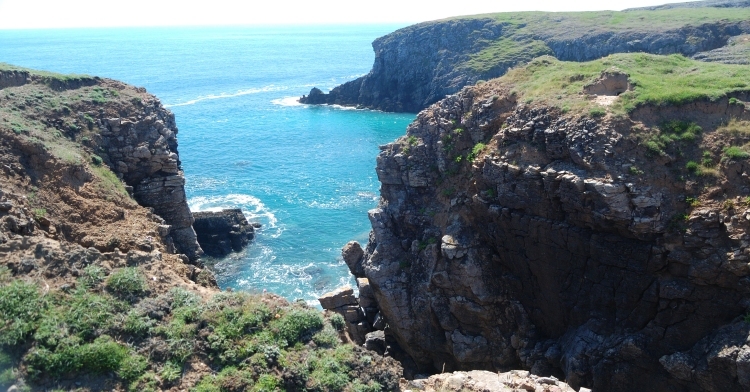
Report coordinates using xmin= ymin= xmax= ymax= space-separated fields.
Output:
xmin=300 ymin=3 xmax=750 ymax=112
xmin=357 ymin=67 xmax=750 ymax=390
xmin=94 ymin=95 xmax=203 ymax=260
xmin=0 ymin=67 xmax=201 ymax=261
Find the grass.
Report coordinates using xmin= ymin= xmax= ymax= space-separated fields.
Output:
xmin=461 ymin=36 xmax=553 ymax=74
xmin=467 ymin=142 xmax=487 ymax=161
xmin=495 ymin=53 xmax=750 ymax=116
xmin=91 ymin=164 xmax=130 ymax=198
xmin=717 ymin=119 xmax=750 ymax=137
xmin=641 ymin=120 xmax=702 ymax=156
xmin=0 ymin=62 xmax=93 ymax=85
xmin=724 ymin=146 xmax=750 ymax=160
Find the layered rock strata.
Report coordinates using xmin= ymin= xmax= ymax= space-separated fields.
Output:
xmin=93 ymin=96 xmax=202 ymax=260
xmin=192 ymin=209 xmax=256 ymax=257
xmin=356 ymin=78 xmax=750 ymax=390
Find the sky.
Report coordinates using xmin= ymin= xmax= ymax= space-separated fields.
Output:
xmin=0 ymin=0 xmax=693 ymax=29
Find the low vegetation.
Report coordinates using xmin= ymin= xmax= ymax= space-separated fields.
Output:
xmin=0 ymin=267 xmax=398 ymax=391
xmin=494 ymin=53 xmax=750 ymax=115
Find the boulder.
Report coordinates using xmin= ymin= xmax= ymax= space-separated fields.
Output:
xmin=364 ymin=330 xmax=387 ymax=355
xmin=342 ymin=241 xmax=365 ymax=277
xmin=357 ymin=277 xmax=376 ymax=308
xmin=318 ymin=286 xmax=357 ymax=310
xmin=192 ymin=209 xmax=255 ymax=257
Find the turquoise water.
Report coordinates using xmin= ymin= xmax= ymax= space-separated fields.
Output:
xmin=0 ymin=26 xmax=415 ymax=303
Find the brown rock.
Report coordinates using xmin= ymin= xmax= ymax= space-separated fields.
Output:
xmin=342 ymin=241 xmax=365 ymax=277
xmin=318 ymin=286 xmax=357 ymax=310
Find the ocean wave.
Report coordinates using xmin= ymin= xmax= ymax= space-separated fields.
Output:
xmin=271 ymin=96 xmax=303 ymax=107
xmin=165 ymin=85 xmax=288 ymax=108
xmin=188 ymin=194 xmax=282 ymax=238
xmin=329 ymin=104 xmax=362 ymax=111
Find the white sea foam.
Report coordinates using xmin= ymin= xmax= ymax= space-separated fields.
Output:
xmin=329 ymin=104 xmax=362 ymax=111
xmin=188 ymin=194 xmax=282 ymax=238
xmin=165 ymin=85 xmax=288 ymax=108
xmin=271 ymin=96 xmax=303 ymax=107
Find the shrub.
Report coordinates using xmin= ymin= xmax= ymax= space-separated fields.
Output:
xmin=468 ymin=142 xmax=486 ymax=161
xmin=169 ymin=287 xmax=201 ymax=309
xmin=0 ymin=351 xmax=14 ymax=387
xmin=0 ymin=367 xmax=14 ymax=388
xmin=660 ymin=120 xmax=702 ymax=141
xmin=253 ymin=374 xmax=280 ymax=392
xmin=118 ymin=353 xmax=148 ymax=381
xmin=730 ymin=97 xmax=742 ymax=105
xmin=350 ymin=380 xmax=383 ymax=392
xmin=32 ymin=208 xmax=46 ymax=220
xmin=628 ymin=166 xmax=644 ymax=175
xmin=83 ymin=114 xmax=95 ymax=129
xmin=329 ymin=313 xmax=345 ymax=331
xmin=589 ymin=107 xmax=606 ymax=117
xmin=724 ymin=146 xmax=750 ymax=160
xmin=159 ymin=361 xmax=182 ymax=384
xmin=79 ymin=265 xmax=106 ymax=289
xmin=686 ymin=161 xmax=699 ymax=173
xmin=312 ymin=326 xmax=340 ymax=348
xmin=273 ymin=309 xmax=324 ymax=346
xmin=66 ymin=291 xmax=124 ymax=339
xmin=122 ymin=309 xmax=156 ymax=337
xmin=91 ymin=155 xmax=103 ymax=166
xmin=26 ymin=336 xmax=129 ymax=378
xmin=106 ymin=268 xmax=147 ymax=297
xmin=308 ymin=353 xmax=350 ymax=392
xmin=644 ymin=140 xmax=664 ymax=156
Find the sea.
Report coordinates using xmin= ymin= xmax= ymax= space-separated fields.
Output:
xmin=0 ymin=25 xmax=415 ymax=304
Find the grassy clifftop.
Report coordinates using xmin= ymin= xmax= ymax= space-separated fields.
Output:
xmin=492 ymin=53 xmax=750 ymax=114
xmin=451 ymin=7 xmax=750 ymax=73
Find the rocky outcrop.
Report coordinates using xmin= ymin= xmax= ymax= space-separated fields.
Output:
xmin=403 ymin=370 xmax=579 ymax=392
xmin=693 ymin=34 xmax=750 ymax=64
xmin=319 ymin=286 xmax=372 ymax=344
xmin=356 ymin=68 xmax=750 ymax=390
xmin=0 ymin=70 xmax=29 ymax=89
xmin=301 ymin=3 xmax=750 ymax=112
xmin=192 ymin=209 xmax=255 ymax=257
xmin=93 ymin=97 xmax=202 ymax=261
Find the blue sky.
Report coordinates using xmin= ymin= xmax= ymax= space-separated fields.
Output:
xmin=0 ymin=0 xmax=690 ymax=29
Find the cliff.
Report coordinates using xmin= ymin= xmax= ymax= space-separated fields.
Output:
xmin=0 ymin=65 xmax=402 ymax=391
xmin=355 ymin=53 xmax=750 ymax=391
xmin=300 ymin=0 xmax=750 ymax=112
